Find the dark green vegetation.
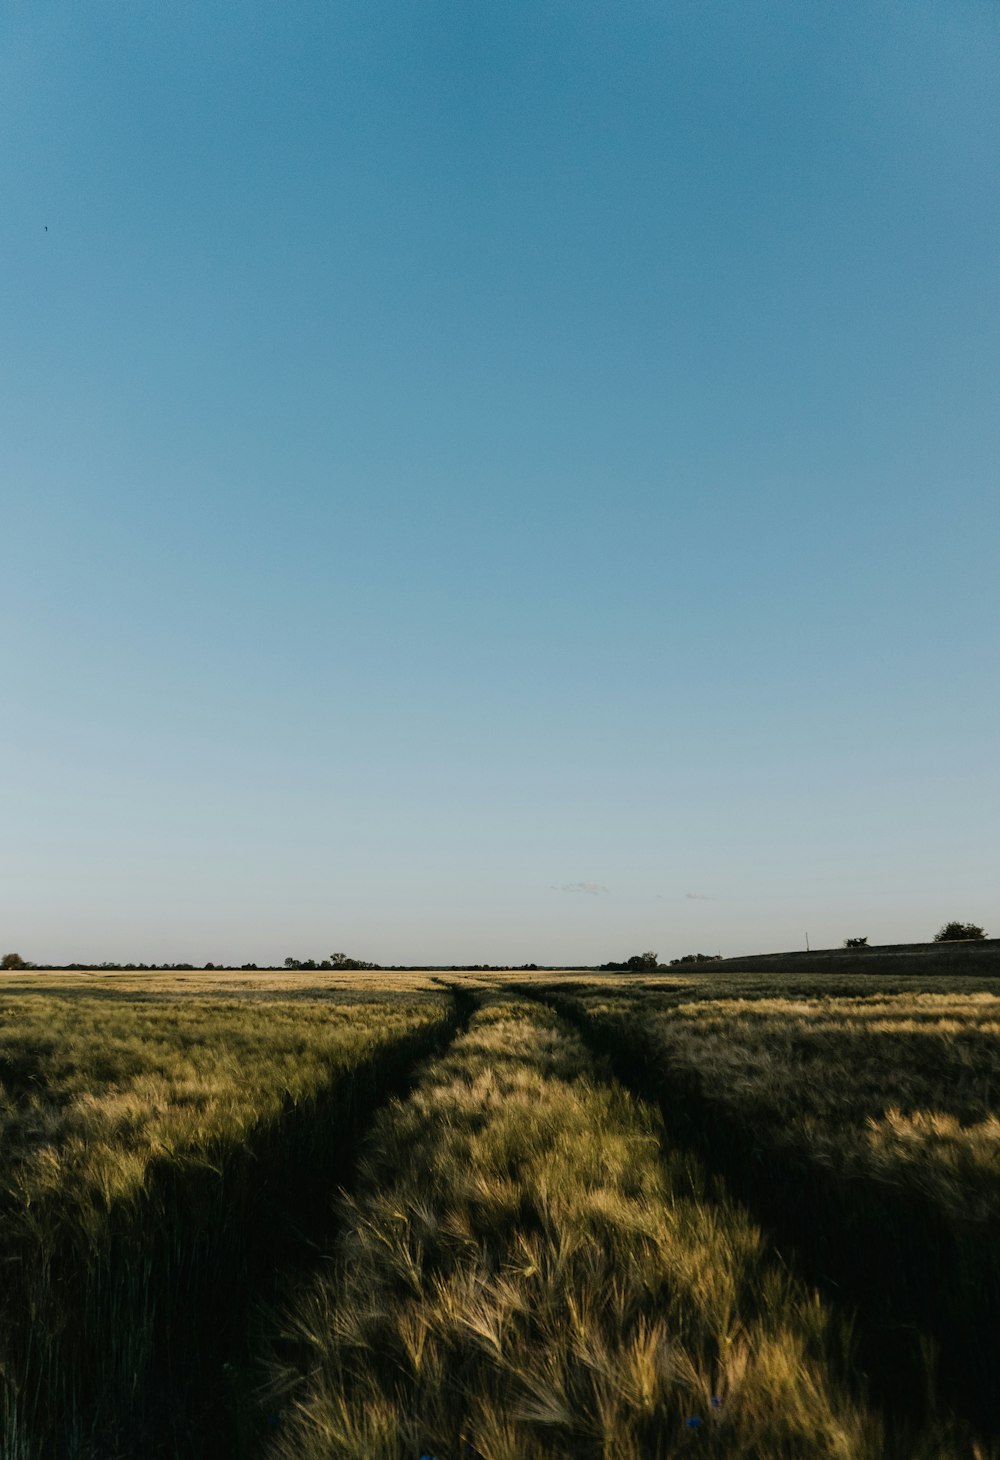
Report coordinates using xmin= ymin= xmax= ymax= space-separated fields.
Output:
xmin=599 ymin=953 xmax=662 ymax=972
xmin=934 ymin=923 xmax=987 ymax=942
xmin=283 ymin=955 xmax=381 ymax=971
xmin=0 ymin=969 xmax=997 ymax=1458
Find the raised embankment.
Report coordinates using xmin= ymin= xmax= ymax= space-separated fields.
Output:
xmin=706 ymin=936 xmax=1000 ymax=976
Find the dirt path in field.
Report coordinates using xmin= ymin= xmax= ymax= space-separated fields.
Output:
xmin=133 ymin=985 xmax=478 ymax=1460
xmin=528 ymin=985 xmax=998 ymax=1457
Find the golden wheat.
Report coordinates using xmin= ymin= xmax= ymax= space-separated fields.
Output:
xmin=268 ymin=996 xmax=879 ymax=1460
xmin=0 ymin=981 xmax=452 ymax=1458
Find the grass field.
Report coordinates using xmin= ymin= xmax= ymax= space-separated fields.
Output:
xmin=0 ymin=968 xmax=997 ymax=1458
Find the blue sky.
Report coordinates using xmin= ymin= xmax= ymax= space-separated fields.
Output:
xmin=2 ymin=0 xmax=997 ymax=965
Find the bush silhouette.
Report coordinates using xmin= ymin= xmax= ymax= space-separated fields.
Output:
xmin=933 ymin=921 xmax=987 ymax=942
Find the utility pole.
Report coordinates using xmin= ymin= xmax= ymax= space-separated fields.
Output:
xmin=806 ymin=931 xmax=810 ymax=952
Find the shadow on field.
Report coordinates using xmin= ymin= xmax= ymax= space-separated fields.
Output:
xmin=7 ymin=986 xmax=477 ymax=1460
xmin=0 ymin=1045 xmax=50 ymax=1102
xmin=531 ymin=986 xmax=1000 ymax=1457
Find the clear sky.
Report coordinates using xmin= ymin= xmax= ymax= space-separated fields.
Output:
xmin=2 ymin=0 xmax=997 ymax=966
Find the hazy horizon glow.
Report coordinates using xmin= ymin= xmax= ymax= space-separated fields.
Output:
xmin=2 ymin=1 xmax=998 ymax=967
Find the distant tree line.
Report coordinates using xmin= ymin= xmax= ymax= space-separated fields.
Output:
xmin=600 ymin=951 xmax=662 ymax=972
xmin=3 ymin=957 xmax=265 ymax=972
xmin=600 ymin=951 xmax=728 ymax=972
xmin=284 ymin=952 xmax=381 ymax=971
xmin=2 ymin=922 xmax=991 ymax=976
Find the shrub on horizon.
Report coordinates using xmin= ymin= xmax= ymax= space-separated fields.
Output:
xmin=934 ymin=921 xmax=987 ymax=942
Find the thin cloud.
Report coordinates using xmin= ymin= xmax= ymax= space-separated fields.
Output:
xmin=686 ymin=892 xmax=714 ymax=901
xmin=552 ymin=882 xmax=609 ymax=896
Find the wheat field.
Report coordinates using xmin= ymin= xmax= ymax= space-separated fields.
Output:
xmin=0 ymin=968 xmax=996 ymax=1458
xmin=0 ymin=974 xmax=454 ymax=1459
